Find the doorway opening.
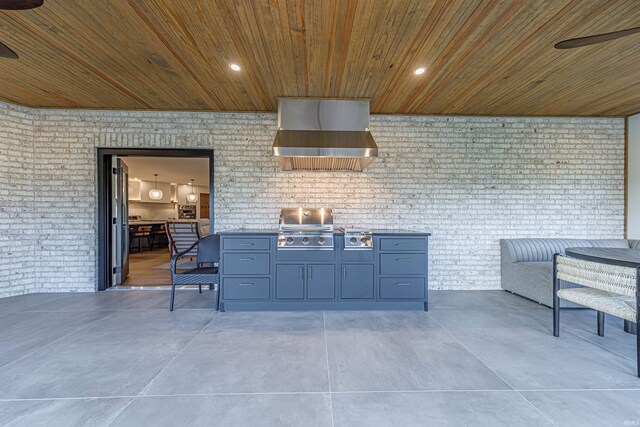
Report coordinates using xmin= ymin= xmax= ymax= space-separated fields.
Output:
xmin=97 ymin=149 xmax=214 ymax=291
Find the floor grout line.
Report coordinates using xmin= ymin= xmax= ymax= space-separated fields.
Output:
xmin=105 ymin=311 xmax=222 ymax=426
xmin=2 ymin=292 xmax=638 ymax=424
xmin=322 ymin=312 xmax=335 ymax=427
xmin=425 ymin=312 xmax=560 ymax=427
xmin=3 ymin=387 xmax=640 ymax=403
xmin=512 ymin=305 xmax=638 ymax=363
xmin=0 ymin=310 xmax=122 ymax=370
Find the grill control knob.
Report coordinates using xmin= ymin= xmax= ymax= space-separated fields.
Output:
xmin=318 ymin=237 xmax=325 ymax=244
xmin=286 ymin=237 xmax=293 ymax=244
xmin=350 ymin=237 xmax=357 ymax=244
xmin=302 ymin=237 xmax=310 ymax=244
xmin=361 ymin=236 xmax=368 ymax=243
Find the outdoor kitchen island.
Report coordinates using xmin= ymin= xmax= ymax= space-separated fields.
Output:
xmin=217 ymin=229 xmax=430 ymax=311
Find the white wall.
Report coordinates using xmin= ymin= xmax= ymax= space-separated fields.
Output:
xmin=0 ymin=101 xmax=626 ymax=297
xmin=627 ymin=114 xmax=640 ymax=238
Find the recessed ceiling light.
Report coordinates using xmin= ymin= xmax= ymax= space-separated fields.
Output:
xmin=414 ymin=67 xmax=426 ymax=75
xmin=229 ymin=63 xmax=241 ymax=72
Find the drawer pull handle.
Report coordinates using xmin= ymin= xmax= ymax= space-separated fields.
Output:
xmin=240 ymin=257 xmax=255 ymax=261
xmin=395 ymin=243 xmax=409 ymax=246
xmin=396 ymin=282 xmax=411 ymax=286
xmin=238 ymin=282 xmax=254 ymax=286
xmin=396 ymin=258 xmax=412 ymax=262
xmin=343 ymin=266 xmax=347 ymax=279
xmin=309 ymin=266 xmax=313 ymax=279
xmin=239 ymin=243 xmax=254 ymax=246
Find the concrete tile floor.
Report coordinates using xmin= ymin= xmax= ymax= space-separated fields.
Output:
xmin=0 ymin=290 xmax=638 ymax=426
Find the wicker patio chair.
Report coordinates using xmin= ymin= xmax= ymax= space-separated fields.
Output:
xmin=553 ymin=253 xmax=640 ymax=377
xmin=169 ymin=234 xmax=220 ymax=311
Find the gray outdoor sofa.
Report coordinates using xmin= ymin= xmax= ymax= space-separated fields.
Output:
xmin=501 ymin=238 xmax=640 ymax=307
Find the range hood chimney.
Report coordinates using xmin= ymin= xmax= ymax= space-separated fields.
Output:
xmin=272 ymin=98 xmax=378 ymax=171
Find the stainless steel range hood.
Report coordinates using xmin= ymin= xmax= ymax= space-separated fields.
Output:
xmin=272 ymin=98 xmax=378 ymax=171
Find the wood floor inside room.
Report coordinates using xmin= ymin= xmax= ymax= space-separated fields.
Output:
xmin=122 ymin=248 xmax=172 ymax=287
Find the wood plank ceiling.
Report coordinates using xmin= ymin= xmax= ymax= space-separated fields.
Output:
xmin=0 ymin=0 xmax=639 ymax=116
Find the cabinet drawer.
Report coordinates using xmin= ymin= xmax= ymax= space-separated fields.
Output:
xmin=223 ymin=237 xmax=270 ymax=251
xmin=222 ymin=253 xmax=270 ymax=275
xmin=379 ymin=238 xmax=427 ymax=252
xmin=380 ymin=277 xmax=425 ymax=299
xmin=276 ymin=250 xmax=335 ymax=263
xmin=340 ymin=249 xmax=374 ymax=262
xmin=223 ymin=278 xmax=270 ymax=300
xmin=379 ymin=253 xmax=426 ymax=276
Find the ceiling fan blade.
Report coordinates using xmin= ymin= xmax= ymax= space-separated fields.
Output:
xmin=0 ymin=41 xmax=18 ymax=59
xmin=555 ymin=26 xmax=640 ymax=49
xmin=0 ymin=0 xmax=43 ymax=10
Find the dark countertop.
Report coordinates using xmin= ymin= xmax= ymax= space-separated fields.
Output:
xmin=217 ymin=229 xmax=430 ymax=236
xmin=371 ymin=230 xmax=431 ymax=236
xmin=217 ymin=229 xmax=280 ymax=234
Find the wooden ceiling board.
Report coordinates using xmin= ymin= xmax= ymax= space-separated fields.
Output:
xmin=438 ymin=0 xmax=581 ymax=114
xmin=439 ymin=0 xmax=637 ymax=116
xmin=0 ymin=0 xmax=639 ymax=116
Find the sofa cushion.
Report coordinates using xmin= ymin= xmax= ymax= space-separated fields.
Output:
xmin=587 ymin=239 xmax=630 ymax=248
xmin=517 ymin=261 xmax=553 ymax=279
xmin=504 ymin=239 xmax=593 ymax=262
xmin=630 ymin=240 xmax=640 ymax=250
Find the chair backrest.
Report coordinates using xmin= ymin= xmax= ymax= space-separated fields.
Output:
xmin=166 ymin=221 xmax=201 ymax=256
xmin=197 ymin=234 xmax=220 ymax=264
xmin=556 ymin=255 xmax=636 ymax=297
xmin=130 ymin=225 xmax=152 ymax=236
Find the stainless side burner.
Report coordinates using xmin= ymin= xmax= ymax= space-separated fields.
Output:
xmin=343 ymin=229 xmax=373 ymax=250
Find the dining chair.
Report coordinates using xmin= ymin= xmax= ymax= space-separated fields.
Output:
xmin=553 ymin=253 xmax=640 ymax=377
xmin=129 ymin=225 xmax=152 ymax=253
xmin=150 ymin=224 xmax=167 ymax=250
xmin=166 ymin=221 xmax=201 ymax=258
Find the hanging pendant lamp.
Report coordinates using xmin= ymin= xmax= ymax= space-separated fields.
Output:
xmin=149 ymin=174 xmax=163 ymax=200
xmin=186 ymin=179 xmax=198 ymax=203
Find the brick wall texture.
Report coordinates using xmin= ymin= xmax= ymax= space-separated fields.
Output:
xmin=0 ymin=100 xmax=625 ymax=297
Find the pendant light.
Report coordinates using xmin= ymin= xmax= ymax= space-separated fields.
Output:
xmin=186 ymin=179 xmax=198 ymax=203
xmin=148 ymin=174 xmax=163 ymax=200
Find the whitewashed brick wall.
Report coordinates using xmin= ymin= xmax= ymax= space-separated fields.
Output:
xmin=0 ymin=102 xmax=34 ymax=296
xmin=0 ymin=100 xmax=625 ymax=296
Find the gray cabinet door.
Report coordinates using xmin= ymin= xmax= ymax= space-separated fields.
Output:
xmin=341 ymin=264 xmax=374 ymax=299
xmin=307 ymin=264 xmax=335 ymax=299
xmin=276 ymin=264 xmax=305 ymax=299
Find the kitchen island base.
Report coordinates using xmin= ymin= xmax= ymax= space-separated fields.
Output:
xmin=218 ymin=231 xmax=430 ymax=312
xmin=219 ymin=301 xmax=428 ymax=312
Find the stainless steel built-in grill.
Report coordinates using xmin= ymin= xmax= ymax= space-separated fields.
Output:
xmin=343 ymin=229 xmax=373 ymax=250
xmin=278 ymin=208 xmax=334 ymax=250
